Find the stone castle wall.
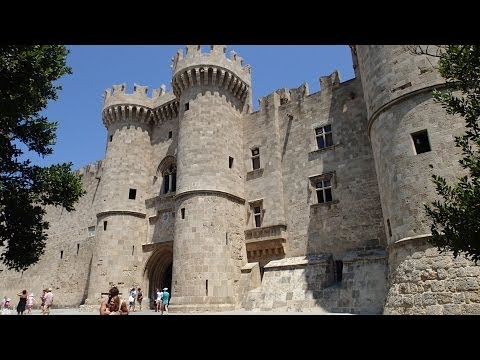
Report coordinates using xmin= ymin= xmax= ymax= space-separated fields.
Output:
xmin=0 ymin=45 xmax=477 ymax=314
xmin=385 ymin=238 xmax=480 ymax=315
xmin=0 ymin=163 xmax=100 ymax=307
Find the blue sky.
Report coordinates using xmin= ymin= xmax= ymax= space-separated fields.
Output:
xmin=37 ymin=45 xmax=354 ymax=170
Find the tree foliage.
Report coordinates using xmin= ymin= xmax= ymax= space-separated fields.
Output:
xmin=423 ymin=45 xmax=480 ymax=263
xmin=0 ymin=45 xmax=85 ymax=271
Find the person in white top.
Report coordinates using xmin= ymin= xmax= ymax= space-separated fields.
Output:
xmin=26 ymin=293 xmax=37 ymax=314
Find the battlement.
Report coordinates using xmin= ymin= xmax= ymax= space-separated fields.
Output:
xmin=75 ymin=160 xmax=103 ymax=178
xmin=172 ymin=45 xmax=251 ymax=84
xmin=171 ymin=45 xmax=251 ymax=102
xmin=103 ymin=83 xmax=174 ymax=110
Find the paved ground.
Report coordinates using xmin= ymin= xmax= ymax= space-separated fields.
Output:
xmin=6 ymin=307 xmax=348 ymax=315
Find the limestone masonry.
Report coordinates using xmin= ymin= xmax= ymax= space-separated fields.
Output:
xmin=2 ymin=45 xmax=479 ymax=314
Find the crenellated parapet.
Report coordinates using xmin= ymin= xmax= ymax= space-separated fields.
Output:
xmin=102 ymin=83 xmax=177 ymax=128
xmin=75 ymin=160 xmax=103 ymax=179
xmin=171 ymin=45 xmax=251 ymax=103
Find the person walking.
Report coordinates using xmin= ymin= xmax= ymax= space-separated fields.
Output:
xmin=160 ymin=288 xmax=170 ymax=315
xmin=43 ymin=288 xmax=54 ymax=315
xmin=156 ymin=288 xmax=163 ymax=313
xmin=26 ymin=293 xmax=37 ymax=314
xmin=136 ymin=288 xmax=143 ymax=311
xmin=16 ymin=290 xmax=27 ymax=315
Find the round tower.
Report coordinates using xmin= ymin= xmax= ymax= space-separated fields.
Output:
xmin=356 ymin=46 xmax=473 ymax=314
xmin=170 ymin=45 xmax=251 ymax=311
xmin=85 ymin=83 xmax=154 ymax=303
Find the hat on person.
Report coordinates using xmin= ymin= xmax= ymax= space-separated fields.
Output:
xmin=163 ymin=288 xmax=168 ymax=291
xmin=47 ymin=288 xmax=52 ymax=292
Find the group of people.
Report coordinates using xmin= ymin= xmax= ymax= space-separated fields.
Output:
xmin=155 ymin=287 xmax=170 ymax=315
xmin=99 ymin=285 xmax=170 ymax=315
xmin=128 ymin=287 xmax=143 ymax=312
xmin=1 ymin=287 xmax=53 ymax=315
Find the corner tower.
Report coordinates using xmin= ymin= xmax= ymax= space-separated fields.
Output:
xmin=85 ymin=84 xmax=155 ymax=303
xmin=170 ymin=45 xmax=251 ymax=311
xmin=356 ymin=46 xmax=469 ymax=314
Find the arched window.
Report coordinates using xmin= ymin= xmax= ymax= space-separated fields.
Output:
xmin=163 ymin=164 xmax=177 ymax=194
xmin=157 ymin=156 xmax=177 ymax=195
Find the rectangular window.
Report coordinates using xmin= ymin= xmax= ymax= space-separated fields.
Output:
xmin=87 ymin=226 xmax=96 ymax=237
xmin=254 ymin=206 xmax=262 ymax=227
xmin=229 ymin=156 xmax=234 ymax=168
xmin=168 ymin=131 xmax=173 ymax=139
xmin=103 ymin=221 xmax=108 ymax=231
xmin=316 ymin=179 xmax=333 ymax=203
xmin=184 ymin=102 xmax=189 ymax=111
xmin=252 ymin=148 xmax=260 ymax=170
xmin=109 ymin=135 xmax=113 ymax=142
xmin=411 ymin=130 xmax=431 ymax=154
xmin=181 ymin=208 xmax=185 ymax=219
xmin=128 ymin=188 xmax=137 ymax=200
xmin=315 ymin=124 xmax=333 ymax=149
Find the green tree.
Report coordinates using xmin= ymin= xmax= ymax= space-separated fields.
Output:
xmin=0 ymin=45 xmax=85 ymax=271
xmin=422 ymin=45 xmax=480 ymax=263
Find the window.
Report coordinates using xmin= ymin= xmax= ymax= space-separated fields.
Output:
xmin=181 ymin=208 xmax=185 ymax=219
xmin=251 ymin=148 xmax=260 ymax=170
xmin=310 ymin=173 xmax=335 ymax=204
xmin=87 ymin=226 xmax=96 ymax=237
xmin=387 ymin=219 xmax=392 ymax=237
xmin=411 ymin=130 xmax=431 ymax=154
xmin=248 ymin=199 xmax=263 ymax=228
xmin=229 ymin=157 xmax=234 ymax=169
xmin=184 ymin=102 xmax=190 ymax=111
xmin=109 ymin=135 xmax=113 ymax=142
xmin=254 ymin=206 xmax=262 ymax=227
xmin=334 ymin=260 xmax=343 ymax=282
xmin=168 ymin=131 xmax=172 ymax=139
xmin=163 ymin=165 xmax=177 ymax=194
xmin=315 ymin=124 xmax=333 ymax=149
xmin=103 ymin=221 xmax=108 ymax=231
xmin=316 ymin=179 xmax=333 ymax=203
xmin=128 ymin=188 xmax=137 ymax=200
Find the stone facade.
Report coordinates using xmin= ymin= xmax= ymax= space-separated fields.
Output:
xmin=0 ymin=45 xmax=477 ymax=314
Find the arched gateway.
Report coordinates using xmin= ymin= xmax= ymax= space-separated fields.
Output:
xmin=144 ymin=243 xmax=173 ymax=308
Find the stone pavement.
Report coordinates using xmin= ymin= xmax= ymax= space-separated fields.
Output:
xmin=11 ymin=307 xmax=349 ymax=315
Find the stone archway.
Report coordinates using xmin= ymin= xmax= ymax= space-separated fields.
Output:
xmin=144 ymin=244 xmax=173 ymax=308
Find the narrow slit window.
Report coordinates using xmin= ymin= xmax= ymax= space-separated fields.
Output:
xmin=181 ymin=208 xmax=185 ymax=219
xmin=206 ymin=280 xmax=209 ymax=296
xmin=315 ymin=124 xmax=333 ymax=149
xmin=229 ymin=157 xmax=234 ymax=168
xmin=103 ymin=221 xmax=107 ymax=231
xmin=335 ymin=260 xmax=343 ymax=282
xmin=411 ymin=130 xmax=431 ymax=154
xmin=132 ymin=245 xmax=135 ymax=255
xmin=128 ymin=188 xmax=137 ymax=200
xmin=60 ymin=250 xmax=64 ymax=259
xmin=77 ymin=244 xmax=80 ymax=255
xmin=168 ymin=131 xmax=173 ymax=139
xmin=109 ymin=135 xmax=113 ymax=142
xmin=184 ymin=102 xmax=190 ymax=111
xmin=387 ymin=219 xmax=392 ymax=237
xmin=252 ymin=148 xmax=260 ymax=170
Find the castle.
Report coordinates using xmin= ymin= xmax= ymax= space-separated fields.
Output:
xmin=1 ymin=45 xmax=479 ymax=315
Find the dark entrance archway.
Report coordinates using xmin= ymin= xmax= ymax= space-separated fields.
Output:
xmin=144 ymin=245 xmax=173 ymax=309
